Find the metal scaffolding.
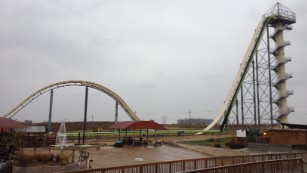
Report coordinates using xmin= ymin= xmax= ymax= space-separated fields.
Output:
xmin=226 ymin=3 xmax=296 ymax=131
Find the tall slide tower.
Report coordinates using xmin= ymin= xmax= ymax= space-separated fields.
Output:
xmin=265 ymin=3 xmax=296 ymax=124
xmin=204 ymin=3 xmax=296 ymax=131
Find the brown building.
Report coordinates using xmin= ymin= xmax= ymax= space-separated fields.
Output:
xmin=264 ymin=129 xmax=307 ymax=145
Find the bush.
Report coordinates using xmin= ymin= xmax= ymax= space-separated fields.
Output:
xmin=208 ymin=138 xmax=214 ymax=142
xmin=49 ymin=152 xmax=55 ymax=161
xmin=17 ymin=151 xmax=60 ymax=166
xmin=40 ymin=153 xmax=50 ymax=163
xmin=54 ymin=152 xmax=72 ymax=165
xmin=35 ymin=152 xmax=55 ymax=163
xmin=0 ymin=132 xmax=27 ymax=162
xmin=17 ymin=152 xmax=34 ymax=166
xmin=214 ymin=143 xmax=221 ymax=148
xmin=36 ymin=153 xmax=42 ymax=162
xmin=55 ymin=154 xmax=62 ymax=163
xmin=60 ymin=153 xmax=70 ymax=165
xmin=225 ymin=141 xmax=246 ymax=149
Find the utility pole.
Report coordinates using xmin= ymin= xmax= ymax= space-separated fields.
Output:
xmin=188 ymin=109 xmax=192 ymax=127
xmin=162 ymin=116 xmax=166 ymax=124
xmin=92 ymin=115 xmax=93 ymax=122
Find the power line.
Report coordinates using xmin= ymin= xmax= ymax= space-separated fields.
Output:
xmin=137 ymin=109 xmax=219 ymax=115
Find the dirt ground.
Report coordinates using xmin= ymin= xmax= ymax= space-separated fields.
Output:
xmin=89 ymin=145 xmax=208 ymax=168
xmin=83 ymin=134 xmax=249 ymax=169
xmin=20 ymin=134 xmax=250 ymax=169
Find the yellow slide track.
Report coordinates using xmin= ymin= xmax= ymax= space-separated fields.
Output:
xmin=2 ymin=80 xmax=140 ymax=121
xmin=201 ymin=16 xmax=274 ymax=133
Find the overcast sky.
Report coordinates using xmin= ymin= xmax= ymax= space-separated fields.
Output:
xmin=1 ymin=0 xmax=307 ymax=125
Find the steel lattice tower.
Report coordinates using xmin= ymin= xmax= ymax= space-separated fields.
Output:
xmin=225 ymin=3 xmax=296 ymax=131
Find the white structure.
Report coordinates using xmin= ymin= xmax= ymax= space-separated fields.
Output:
xmin=267 ymin=3 xmax=296 ymax=124
xmin=236 ymin=130 xmax=246 ymax=138
xmin=56 ymin=121 xmax=67 ymax=150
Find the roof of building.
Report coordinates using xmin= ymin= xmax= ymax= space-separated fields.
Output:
xmin=280 ymin=123 xmax=307 ymax=130
xmin=0 ymin=117 xmax=25 ymax=129
xmin=110 ymin=121 xmax=166 ymax=130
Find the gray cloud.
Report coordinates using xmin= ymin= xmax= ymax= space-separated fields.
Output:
xmin=0 ymin=0 xmax=306 ymax=125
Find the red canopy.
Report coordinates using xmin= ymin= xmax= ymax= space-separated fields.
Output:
xmin=110 ymin=121 xmax=166 ymax=130
xmin=0 ymin=117 xmax=25 ymax=129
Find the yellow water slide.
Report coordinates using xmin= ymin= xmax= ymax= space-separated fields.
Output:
xmin=201 ymin=17 xmax=274 ymax=132
xmin=2 ymin=80 xmax=140 ymax=121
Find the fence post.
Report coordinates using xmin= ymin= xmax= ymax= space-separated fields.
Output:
xmin=300 ymin=159 xmax=304 ymax=173
xmin=221 ymin=158 xmax=223 ymax=166
xmin=214 ymin=158 xmax=217 ymax=167
xmin=140 ymin=166 xmax=143 ymax=173
xmin=262 ymin=159 xmax=264 ymax=172
xmin=155 ymin=164 xmax=158 ymax=173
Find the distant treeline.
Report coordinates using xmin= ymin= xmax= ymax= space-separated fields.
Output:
xmin=33 ymin=121 xmax=114 ymax=133
xmin=32 ymin=121 xmax=208 ymax=133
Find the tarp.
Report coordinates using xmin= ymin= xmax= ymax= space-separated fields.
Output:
xmin=110 ymin=121 xmax=166 ymax=130
xmin=18 ymin=126 xmax=46 ymax=133
xmin=0 ymin=117 xmax=25 ymax=129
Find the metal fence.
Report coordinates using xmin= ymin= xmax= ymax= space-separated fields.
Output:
xmin=180 ymin=158 xmax=305 ymax=173
xmin=59 ymin=152 xmax=307 ymax=173
xmin=0 ymin=162 xmax=12 ymax=173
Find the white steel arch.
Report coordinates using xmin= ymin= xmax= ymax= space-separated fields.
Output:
xmin=2 ymin=80 xmax=140 ymax=121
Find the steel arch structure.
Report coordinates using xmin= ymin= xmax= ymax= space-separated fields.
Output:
xmin=2 ymin=80 xmax=140 ymax=121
